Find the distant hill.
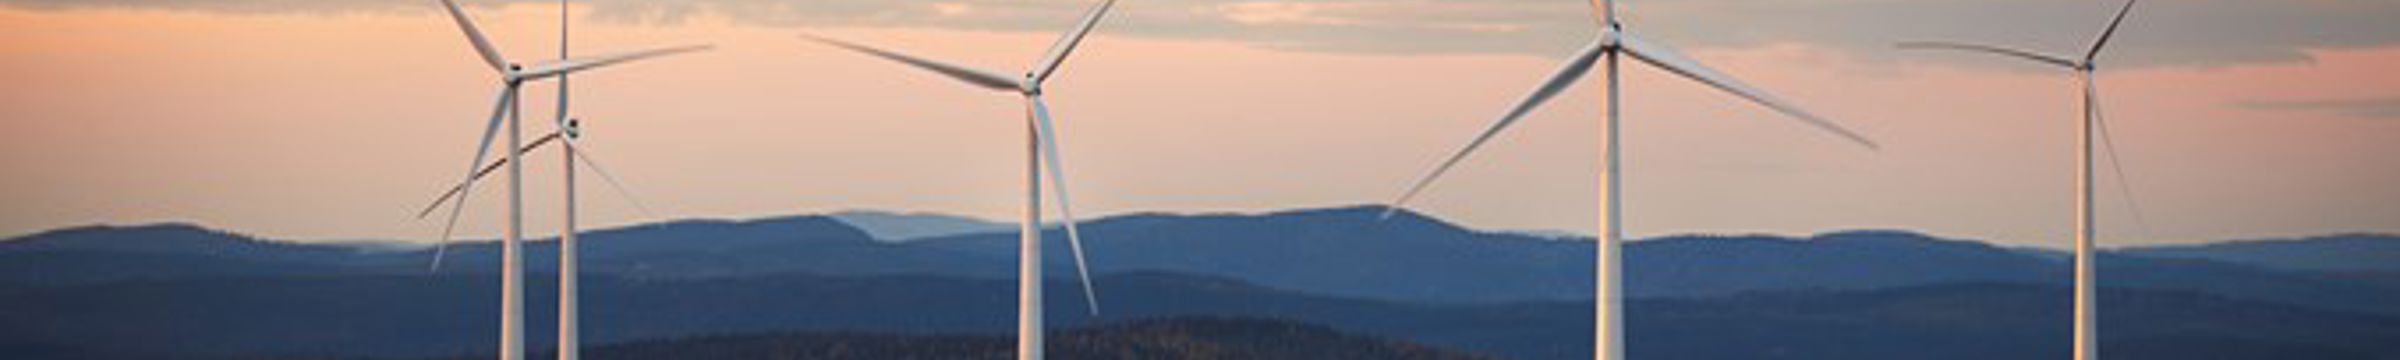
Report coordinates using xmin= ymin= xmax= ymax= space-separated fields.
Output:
xmin=465 ymin=215 xmax=1001 ymax=279
xmin=829 ymin=210 xmax=1014 ymax=242
xmin=2123 ymin=233 xmax=2400 ymax=272
xmin=10 ymin=208 xmax=2400 ymax=359
xmin=0 ymin=215 xmax=1001 ymax=284
xmin=0 ymin=224 xmax=369 ymax=285
xmin=0 ymin=223 xmax=358 ymax=262
xmin=910 ymin=206 xmax=1593 ymax=303
xmin=909 ymin=207 xmax=2400 ymax=313
xmin=908 ymin=207 xmax=2080 ymax=302
xmin=6 ymin=206 xmax=2398 ymax=314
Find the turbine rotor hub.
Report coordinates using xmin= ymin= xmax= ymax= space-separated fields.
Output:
xmin=501 ymin=63 xmax=530 ymax=83
xmin=1599 ymin=26 xmax=1623 ymax=48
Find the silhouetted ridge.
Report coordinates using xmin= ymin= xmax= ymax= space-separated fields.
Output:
xmin=2125 ymin=233 xmax=2400 ymax=272
xmin=6 ymin=206 xmax=2398 ymax=308
xmin=574 ymin=215 xmax=876 ymax=255
xmin=1 ymin=222 xmax=269 ymax=254
xmin=1074 ymin=205 xmax=1472 ymax=236
xmin=0 ymin=223 xmax=362 ymax=284
xmin=1280 ymin=204 xmax=1471 ymax=233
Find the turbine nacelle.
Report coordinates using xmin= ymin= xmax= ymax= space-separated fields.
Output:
xmin=503 ymin=64 xmax=527 ymax=83
xmin=1598 ymin=26 xmax=1623 ymax=49
xmin=1018 ymin=77 xmax=1043 ymax=96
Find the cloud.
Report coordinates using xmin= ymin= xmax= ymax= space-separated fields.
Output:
xmin=2233 ymin=97 xmax=2400 ymax=119
xmin=6 ymin=0 xmax=2398 ymax=67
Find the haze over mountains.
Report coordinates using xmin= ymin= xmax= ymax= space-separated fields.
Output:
xmin=827 ymin=210 xmax=1014 ymax=242
xmin=2 ymin=205 xmax=2396 ymax=359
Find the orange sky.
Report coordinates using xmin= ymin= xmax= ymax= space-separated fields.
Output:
xmin=0 ymin=3 xmax=2394 ymax=247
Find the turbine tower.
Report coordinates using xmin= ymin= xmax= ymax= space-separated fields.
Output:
xmin=419 ymin=1 xmax=705 ymax=359
xmin=1900 ymin=1 xmax=2144 ymax=359
xmin=1378 ymin=1 xmax=1879 ymax=359
xmin=804 ymin=1 xmax=1116 ymax=358
xmin=552 ymin=2 xmax=578 ymax=358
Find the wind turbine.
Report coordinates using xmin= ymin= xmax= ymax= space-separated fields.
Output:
xmin=803 ymin=0 xmax=1115 ymax=358
xmin=1899 ymin=1 xmax=2143 ymax=359
xmin=1377 ymin=0 xmax=1879 ymax=359
xmin=419 ymin=1 xmax=706 ymax=359
xmin=412 ymin=125 xmax=655 ymax=360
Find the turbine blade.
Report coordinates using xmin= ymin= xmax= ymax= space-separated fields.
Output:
xmin=2088 ymin=80 xmax=2152 ymax=236
xmin=1621 ymin=32 xmax=1879 ymax=150
xmin=1028 ymin=0 xmax=1117 ymax=86
xmin=558 ymin=0 xmax=571 ymax=60
xmin=430 ymin=87 xmax=518 ymax=272
xmin=559 ymin=135 xmax=660 ymax=219
xmin=1028 ymin=95 xmax=1100 ymax=315
xmin=1896 ymin=41 xmax=2081 ymax=69
xmin=803 ymin=34 xmax=1021 ymax=92
xmin=1382 ymin=39 xmax=1610 ymax=219
xmin=521 ymin=45 xmax=713 ymax=80
xmin=557 ymin=0 xmax=570 ymax=120
xmin=436 ymin=0 xmax=509 ymax=72
xmin=415 ymin=132 xmax=565 ymax=219
xmin=556 ymin=79 xmax=570 ymax=130
xmin=2085 ymin=0 xmax=2138 ymax=63
xmin=1589 ymin=0 xmax=1614 ymax=25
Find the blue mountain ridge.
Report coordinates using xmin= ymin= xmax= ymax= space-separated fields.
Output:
xmin=3 ymin=207 xmax=2399 ymax=359
xmin=2 ymin=205 xmax=2393 ymax=309
xmin=2122 ymin=233 xmax=2400 ymax=272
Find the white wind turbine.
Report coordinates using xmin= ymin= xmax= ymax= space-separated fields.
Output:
xmin=419 ymin=1 xmax=706 ymax=359
xmin=1899 ymin=1 xmax=2144 ymax=359
xmin=803 ymin=0 xmax=1116 ymax=358
xmin=1378 ymin=1 xmax=1879 ymax=359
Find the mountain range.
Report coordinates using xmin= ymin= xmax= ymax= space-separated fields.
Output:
xmin=6 ymin=206 xmax=2392 ymax=306
xmin=1 ymin=205 xmax=2395 ymax=359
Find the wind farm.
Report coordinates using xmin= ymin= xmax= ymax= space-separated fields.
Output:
xmin=1 ymin=0 xmax=2398 ymax=359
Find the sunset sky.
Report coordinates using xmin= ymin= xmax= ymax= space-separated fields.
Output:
xmin=0 ymin=0 xmax=2394 ymax=248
